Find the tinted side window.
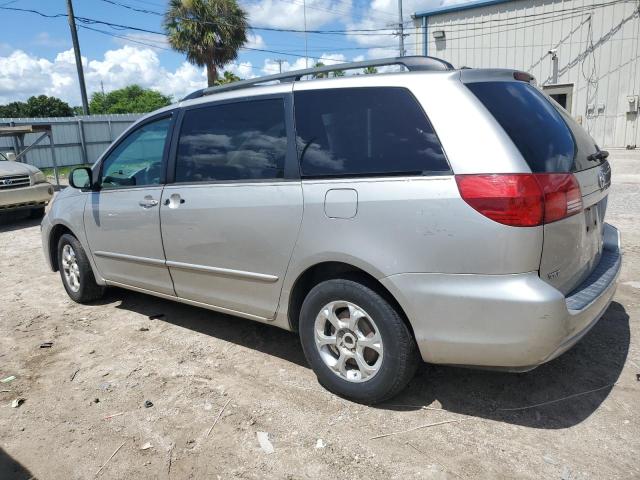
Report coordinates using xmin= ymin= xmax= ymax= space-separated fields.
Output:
xmin=294 ymin=87 xmax=449 ymax=177
xmin=175 ymin=99 xmax=287 ymax=182
xmin=466 ymin=81 xmax=579 ymax=173
xmin=101 ymin=117 xmax=171 ymax=189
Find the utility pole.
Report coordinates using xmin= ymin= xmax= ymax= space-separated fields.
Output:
xmin=275 ymin=59 xmax=285 ymax=73
xmin=397 ymin=0 xmax=405 ymax=57
xmin=67 ymin=0 xmax=90 ymax=115
xmin=303 ymin=0 xmax=308 ymax=68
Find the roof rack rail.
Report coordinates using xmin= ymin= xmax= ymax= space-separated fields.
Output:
xmin=182 ymin=55 xmax=454 ymax=101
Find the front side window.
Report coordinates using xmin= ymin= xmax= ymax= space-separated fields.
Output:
xmin=294 ymin=87 xmax=449 ymax=177
xmin=175 ymin=99 xmax=287 ymax=182
xmin=100 ymin=117 xmax=171 ymax=189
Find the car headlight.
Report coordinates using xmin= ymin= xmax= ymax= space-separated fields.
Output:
xmin=33 ymin=171 xmax=46 ymax=184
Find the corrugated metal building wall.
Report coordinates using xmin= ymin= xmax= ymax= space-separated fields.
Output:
xmin=412 ymin=0 xmax=640 ymax=149
xmin=0 ymin=114 xmax=142 ymax=168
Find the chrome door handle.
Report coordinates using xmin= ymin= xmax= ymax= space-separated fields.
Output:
xmin=139 ymin=198 xmax=159 ymax=208
xmin=163 ymin=193 xmax=185 ymax=208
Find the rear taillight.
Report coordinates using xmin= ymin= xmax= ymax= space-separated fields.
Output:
xmin=455 ymin=173 xmax=582 ymax=227
xmin=535 ymin=173 xmax=582 ymax=223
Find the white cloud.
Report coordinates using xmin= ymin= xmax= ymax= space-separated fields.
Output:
xmin=223 ymin=61 xmax=257 ymax=79
xmin=243 ymin=0 xmax=351 ymax=29
xmin=246 ymin=33 xmax=266 ymax=50
xmin=0 ymin=46 xmax=207 ymax=105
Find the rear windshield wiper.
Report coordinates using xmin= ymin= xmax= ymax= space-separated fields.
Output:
xmin=587 ymin=150 xmax=609 ymax=162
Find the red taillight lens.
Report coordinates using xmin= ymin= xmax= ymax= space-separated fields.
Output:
xmin=534 ymin=173 xmax=582 ymax=223
xmin=455 ymin=174 xmax=543 ymax=226
xmin=455 ymin=173 xmax=582 ymax=227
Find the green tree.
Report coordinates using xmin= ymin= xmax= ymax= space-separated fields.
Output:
xmin=363 ymin=66 xmax=378 ymax=75
xmin=0 ymin=102 xmax=27 ymax=118
xmin=165 ymin=0 xmax=248 ymax=87
xmin=333 ymin=69 xmax=345 ymax=77
xmin=0 ymin=95 xmax=73 ymax=118
xmin=25 ymin=95 xmax=74 ymax=117
xmin=214 ymin=70 xmax=241 ymax=85
xmin=89 ymin=85 xmax=172 ymax=114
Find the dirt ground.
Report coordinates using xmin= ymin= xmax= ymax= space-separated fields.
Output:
xmin=1 ymin=152 xmax=639 ymax=480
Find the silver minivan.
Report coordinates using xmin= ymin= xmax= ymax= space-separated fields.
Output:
xmin=41 ymin=57 xmax=621 ymax=403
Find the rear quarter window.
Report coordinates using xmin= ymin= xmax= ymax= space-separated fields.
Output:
xmin=294 ymin=87 xmax=450 ymax=177
xmin=466 ymin=81 xmax=600 ymax=173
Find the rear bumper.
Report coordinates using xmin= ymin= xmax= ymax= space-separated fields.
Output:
xmin=380 ymin=223 xmax=621 ymax=368
xmin=0 ymin=183 xmax=54 ymax=211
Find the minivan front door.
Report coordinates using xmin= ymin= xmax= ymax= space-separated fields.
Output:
xmin=160 ymin=97 xmax=302 ymax=320
xmin=84 ymin=115 xmax=175 ymax=295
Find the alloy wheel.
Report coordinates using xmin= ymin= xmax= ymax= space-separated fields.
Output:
xmin=314 ymin=300 xmax=384 ymax=383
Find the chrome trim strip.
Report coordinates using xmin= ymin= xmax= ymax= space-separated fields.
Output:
xmin=94 ymin=252 xmax=278 ymax=282
xmin=165 ymin=260 xmax=279 ymax=283
xmin=93 ymin=251 xmax=166 ymax=267
xmin=103 ymin=280 xmax=271 ymax=322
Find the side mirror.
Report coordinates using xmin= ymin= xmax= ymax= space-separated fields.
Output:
xmin=69 ymin=167 xmax=94 ymax=190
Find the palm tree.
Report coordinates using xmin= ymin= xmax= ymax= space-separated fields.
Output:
xmin=164 ymin=0 xmax=248 ymax=87
xmin=215 ymin=70 xmax=242 ymax=85
xmin=363 ymin=66 xmax=378 ymax=75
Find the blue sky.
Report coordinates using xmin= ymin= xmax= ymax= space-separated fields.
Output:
xmin=0 ymin=0 xmax=455 ymax=105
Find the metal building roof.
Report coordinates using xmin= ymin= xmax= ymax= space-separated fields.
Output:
xmin=414 ymin=0 xmax=514 ymax=18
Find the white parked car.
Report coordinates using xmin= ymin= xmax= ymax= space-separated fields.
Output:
xmin=0 ymin=159 xmax=54 ymax=217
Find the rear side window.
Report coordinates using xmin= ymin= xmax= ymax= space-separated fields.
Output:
xmin=294 ymin=87 xmax=449 ymax=177
xmin=175 ymin=99 xmax=286 ymax=182
xmin=466 ymin=81 xmax=585 ymax=172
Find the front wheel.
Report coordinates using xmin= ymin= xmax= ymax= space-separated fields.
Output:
xmin=57 ymin=233 xmax=105 ymax=303
xmin=299 ymin=279 xmax=419 ymax=404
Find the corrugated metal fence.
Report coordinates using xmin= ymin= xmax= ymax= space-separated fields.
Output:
xmin=0 ymin=114 xmax=143 ymax=169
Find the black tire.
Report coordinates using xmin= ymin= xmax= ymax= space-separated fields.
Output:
xmin=299 ymin=278 xmax=419 ymax=404
xmin=29 ymin=206 xmax=45 ymax=219
xmin=57 ymin=233 xmax=105 ymax=303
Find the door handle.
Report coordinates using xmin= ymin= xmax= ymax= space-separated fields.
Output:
xmin=164 ymin=193 xmax=185 ymax=208
xmin=139 ymin=197 xmax=159 ymax=208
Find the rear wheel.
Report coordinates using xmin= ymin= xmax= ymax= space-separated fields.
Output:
xmin=57 ymin=233 xmax=105 ymax=303
xmin=299 ymin=279 xmax=419 ymax=404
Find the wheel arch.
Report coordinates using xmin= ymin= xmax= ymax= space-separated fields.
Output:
xmin=48 ymin=223 xmax=78 ymax=272
xmin=286 ymin=261 xmax=415 ymax=338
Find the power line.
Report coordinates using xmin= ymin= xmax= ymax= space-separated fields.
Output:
xmin=96 ymin=0 xmax=402 ymax=35
xmin=95 ymin=0 xmax=636 ymax=35
xmin=0 ymin=3 xmax=400 ymax=58
xmin=79 ymin=23 xmax=396 ymax=53
xmin=2 ymin=0 xmax=634 ymax=36
xmin=77 ymin=21 xmax=353 ymax=64
xmin=78 ymin=24 xmax=171 ymax=50
xmin=429 ymin=10 xmax=591 ymax=43
xmin=417 ymin=0 xmax=633 ymax=29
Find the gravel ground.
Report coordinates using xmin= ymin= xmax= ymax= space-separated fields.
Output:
xmin=0 ymin=151 xmax=638 ymax=480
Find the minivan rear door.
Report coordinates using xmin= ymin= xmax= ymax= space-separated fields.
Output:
xmin=466 ymin=79 xmax=610 ymax=294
